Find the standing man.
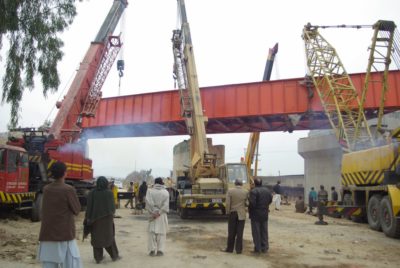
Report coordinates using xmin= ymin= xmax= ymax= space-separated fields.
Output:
xmin=331 ymin=186 xmax=338 ymax=202
xmin=124 ymin=181 xmax=134 ymax=209
xmin=315 ymin=185 xmax=328 ymax=225
xmin=295 ymin=196 xmax=306 ymax=213
xmin=146 ymin=177 xmax=170 ymax=256
xmin=110 ymin=180 xmax=119 ymax=209
xmin=138 ymin=181 xmax=148 ymax=212
xmin=272 ymin=180 xmax=282 ymax=211
xmin=85 ymin=176 xmax=120 ymax=264
xmin=249 ymin=178 xmax=273 ymax=254
xmin=37 ymin=161 xmax=82 ymax=268
xmin=221 ymin=179 xmax=248 ymax=254
xmin=308 ymin=187 xmax=317 ymax=214
xmin=134 ymin=181 xmax=140 ymax=210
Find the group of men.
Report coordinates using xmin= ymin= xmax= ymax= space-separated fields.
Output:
xmin=307 ymin=185 xmax=338 ymax=213
xmin=222 ymin=178 xmax=274 ymax=255
xmin=123 ymin=181 xmax=148 ymax=214
xmin=37 ymin=160 xmax=170 ymax=267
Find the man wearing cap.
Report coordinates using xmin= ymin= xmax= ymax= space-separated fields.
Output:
xmin=145 ymin=177 xmax=169 ymax=256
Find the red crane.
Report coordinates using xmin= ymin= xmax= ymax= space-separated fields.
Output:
xmin=3 ymin=0 xmax=128 ymax=221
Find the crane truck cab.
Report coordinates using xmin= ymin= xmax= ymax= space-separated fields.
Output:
xmin=173 ymin=161 xmax=249 ymax=219
xmin=220 ymin=163 xmax=250 ymax=190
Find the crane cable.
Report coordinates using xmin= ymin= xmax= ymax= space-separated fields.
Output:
xmin=44 ymin=69 xmax=77 ymax=124
xmin=117 ymin=8 xmax=126 ymax=96
xmin=383 ymin=28 xmax=400 ymax=69
xmin=311 ymin=23 xmax=400 ymax=69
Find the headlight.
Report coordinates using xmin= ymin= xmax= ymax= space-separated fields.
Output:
xmin=185 ymin=199 xmax=193 ymax=205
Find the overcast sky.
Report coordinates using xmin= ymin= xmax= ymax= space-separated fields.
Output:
xmin=1 ymin=0 xmax=399 ymax=178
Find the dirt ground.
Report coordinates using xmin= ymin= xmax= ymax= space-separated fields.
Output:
xmin=0 ymin=203 xmax=399 ymax=268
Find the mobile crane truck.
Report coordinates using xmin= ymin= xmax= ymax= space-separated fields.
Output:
xmin=1 ymin=0 xmax=128 ymax=221
xmin=302 ymin=20 xmax=400 ymax=238
xmin=170 ymin=0 xmax=248 ymax=218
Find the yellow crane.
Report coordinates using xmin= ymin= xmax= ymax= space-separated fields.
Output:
xmin=244 ymin=43 xmax=278 ymax=183
xmin=303 ymin=20 xmax=400 ymax=238
xmin=171 ymin=0 xmax=248 ymax=218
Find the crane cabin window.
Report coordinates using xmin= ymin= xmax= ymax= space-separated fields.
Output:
xmin=226 ymin=164 xmax=248 ymax=184
xmin=7 ymin=150 xmax=18 ymax=173
xmin=19 ymin=152 xmax=29 ymax=168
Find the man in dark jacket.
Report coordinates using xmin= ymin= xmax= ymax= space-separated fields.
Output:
xmin=138 ymin=181 xmax=148 ymax=212
xmin=330 ymin=186 xmax=338 ymax=202
xmin=249 ymin=178 xmax=273 ymax=254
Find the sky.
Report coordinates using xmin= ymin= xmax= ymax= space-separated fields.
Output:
xmin=1 ymin=0 xmax=399 ymax=178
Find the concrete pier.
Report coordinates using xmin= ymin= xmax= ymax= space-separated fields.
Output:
xmin=298 ymin=132 xmax=343 ymax=203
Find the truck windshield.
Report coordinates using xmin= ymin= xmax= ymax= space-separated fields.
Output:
xmin=7 ymin=150 xmax=18 ymax=172
xmin=226 ymin=164 xmax=248 ymax=184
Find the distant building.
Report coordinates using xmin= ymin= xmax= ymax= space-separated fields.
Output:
xmin=257 ymin=174 xmax=304 ymax=188
xmin=256 ymin=174 xmax=305 ymax=199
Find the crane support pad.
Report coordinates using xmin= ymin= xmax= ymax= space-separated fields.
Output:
xmin=0 ymin=192 xmax=35 ymax=204
xmin=323 ymin=203 xmax=364 ymax=218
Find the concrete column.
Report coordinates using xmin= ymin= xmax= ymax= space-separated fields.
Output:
xmin=298 ymin=133 xmax=343 ymax=204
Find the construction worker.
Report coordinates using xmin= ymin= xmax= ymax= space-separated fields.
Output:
xmin=133 ymin=181 xmax=140 ymax=214
xmin=110 ymin=180 xmax=119 ymax=209
xmin=124 ymin=181 xmax=134 ymax=209
xmin=315 ymin=185 xmax=328 ymax=225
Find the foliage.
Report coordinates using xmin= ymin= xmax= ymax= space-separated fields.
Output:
xmin=0 ymin=0 xmax=81 ymax=128
xmin=124 ymin=169 xmax=153 ymax=187
xmin=38 ymin=119 xmax=52 ymax=131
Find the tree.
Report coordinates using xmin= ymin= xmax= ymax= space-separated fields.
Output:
xmin=124 ymin=169 xmax=153 ymax=186
xmin=0 ymin=0 xmax=81 ymax=128
xmin=38 ymin=119 xmax=52 ymax=131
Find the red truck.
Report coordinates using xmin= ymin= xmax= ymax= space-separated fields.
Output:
xmin=0 ymin=0 xmax=128 ymax=221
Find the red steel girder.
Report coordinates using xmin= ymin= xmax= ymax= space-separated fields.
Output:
xmin=81 ymin=71 xmax=400 ymax=139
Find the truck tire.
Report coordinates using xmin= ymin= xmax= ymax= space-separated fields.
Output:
xmin=367 ymin=194 xmax=382 ymax=231
xmin=380 ymin=196 xmax=400 ymax=238
xmin=31 ymin=193 xmax=43 ymax=222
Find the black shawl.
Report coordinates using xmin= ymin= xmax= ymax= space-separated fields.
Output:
xmin=85 ymin=177 xmax=115 ymax=224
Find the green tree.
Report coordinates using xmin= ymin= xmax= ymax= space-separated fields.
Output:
xmin=0 ymin=0 xmax=81 ymax=128
xmin=38 ymin=119 xmax=52 ymax=131
xmin=124 ymin=169 xmax=153 ymax=186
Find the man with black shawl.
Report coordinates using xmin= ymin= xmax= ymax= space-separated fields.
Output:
xmin=84 ymin=176 xmax=121 ymax=263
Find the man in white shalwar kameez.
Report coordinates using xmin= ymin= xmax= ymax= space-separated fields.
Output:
xmin=145 ymin=177 xmax=169 ymax=256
